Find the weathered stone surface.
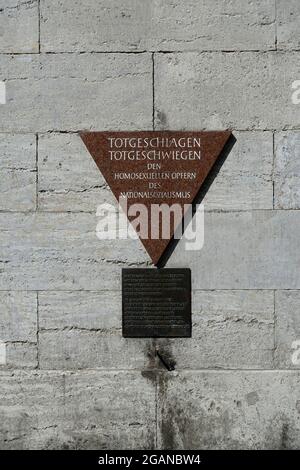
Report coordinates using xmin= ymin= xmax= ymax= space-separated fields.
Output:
xmin=0 ymin=213 xmax=149 ymax=291
xmin=0 ymin=371 xmax=65 ymax=449
xmin=0 ymin=0 xmax=39 ymax=53
xmin=157 ymin=371 xmax=300 ymax=449
xmin=38 ymin=133 xmax=114 ymax=212
xmin=156 ymin=290 xmax=274 ymax=369
xmin=40 ymin=0 xmax=276 ymax=52
xmin=0 ymin=134 xmax=36 ymax=211
xmin=1 ymin=211 xmax=300 ymax=290
xmin=203 ymin=131 xmax=273 ymax=210
xmin=275 ymin=291 xmax=300 ymax=368
xmin=168 ymin=210 xmax=300 ymax=289
xmin=0 ymin=291 xmax=37 ymax=341
xmin=155 ymin=52 xmax=300 ymax=130
xmin=277 ymin=0 xmax=300 ymax=50
xmin=38 ymin=131 xmax=273 ymax=212
xmin=274 ymin=132 xmax=300 ymax=209
xmin=0 ymin=371 xmax=156 ymax=449
xmin=150 ymin=0 xmax=276 ymax=52
xmin=39 ymin=291 xmax=120 ymax=330
xmin=40 ymin=0 xmax=148 ymax=53
xmin=39 ymin=330 xmax=152 ymax=370
xmin=0 ymin=54 xmax=152 ymax=132
xmin=64 ymin=371 xmax=156 ymax=449
xmin=0 ymin=292 xmax=37 ymax=368
xmin=38 ymin=291 xmax=152 ymax=369
xmin=4 ymin=342 xmax=37 ymax=369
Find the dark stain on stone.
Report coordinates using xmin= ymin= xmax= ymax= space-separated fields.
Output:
xmin=234 ymin=399 xmax=242 ymax=408
xmin=155 ymin=340 xmax=176 ymax=371
xmin=61 ymin=442 xmax=73 ymax=450
xmin=140 ymin=341 xmax=157 ymax=384
xmin=160 ymin=409 xmax=177 ymax=450
xmin=143 ymin=340 xmax=156 ymax=369
xmin=280 ymin=422 xmax=289 ymax=450
xmin=156 ymin=110 xmax=168 ymax=128
xmin=265 ymin=413 xmax=292 ymax=449
xmin=246 ymin=391 xmax=259 ymax=406
xmin=156 ymin=349 xmax=176 ymax=371
xmin=141 ymin=370 xmax=156 ymax=385
xmin=158 ymin=374 xmax=177 ymax=449
xmin=208 ymin=400 xmax=216 ymax=412
xmin=161 ymin=402 xmax=191 ymax=449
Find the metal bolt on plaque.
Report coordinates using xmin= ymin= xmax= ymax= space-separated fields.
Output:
xmin=81 ymin=131 xmax=234 ymax=338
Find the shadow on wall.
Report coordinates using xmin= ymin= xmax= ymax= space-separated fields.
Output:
xmin=157 ymin=133 xmax=236 ymax=268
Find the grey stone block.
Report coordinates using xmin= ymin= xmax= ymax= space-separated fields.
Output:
xmin=0 ymin=292 xmax=37 ymax=369
xmin=275 ymin=290 xmax=300 ymax=368
xmin=157 ymin=371 xmax=300 ymax=449
xmin=150 ymin=0 xmax=276 ymax=52
xmin=0 ymin=134 xmax=36 ymax=211
xmin=167 ymin=210 xmax=300 ymax=289
xmin=274 ymin=132 xmax=300 ymax=209
xmin=203 ymin=131 xmax=273 ymax=210
xmin=0 ymin=370 xmax=156 ymax=449
xmin=0 ymin=53 xmax=152 ymax=132
xmin=4 ymin=342 xmax=37 ymax=369
xmin=277 ymin=0 xmax=300 ymax=50
xmin=39 ymin=330 xmax=152 ymax=370
xmin=38 ymin=131 xmax=273 ymax=212
xmin=0 ymin=0 xmax=39 ymax=53
xmin=40 ymin=0 xmax=149 ymax=53
xmin=38 ymin=290 xmax=152 ymax=369
xmin=0 ymin=213 xmax=149 ymax=290
xmin=39 ymin=291 xmax=121 ymax=330
xmin=0 ymin=291 xmax=37 ymax=341
xmin=40 ymin=0 xmax=276 ymax=52
xmin=0 ymin=210 xmax=299 ymax=291
xmin=63 ymin=371 xmax=156 ymax=449
xmin=0 ymin=371 xmax=65 ymax=449
xmin=154 ymin=52 xmax=300 ymax=130
xmin=1 ymin=210 xmax=299 ymax=290
xmin=156 ymin=290 xmax=274 ymax=369
xmin=38 ymin=133 xmax=114 ymax=212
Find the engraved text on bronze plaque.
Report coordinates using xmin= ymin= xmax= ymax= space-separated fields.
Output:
xmin=122 ymin=268 xmax=191 ymax=337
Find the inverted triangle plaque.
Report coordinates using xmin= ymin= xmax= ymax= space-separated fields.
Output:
xmin=80 ymin=131 xmax=232 ymax=265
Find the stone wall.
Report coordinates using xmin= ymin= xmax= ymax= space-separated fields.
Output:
xmin=0 ymin=0 xmax=300 ymax=449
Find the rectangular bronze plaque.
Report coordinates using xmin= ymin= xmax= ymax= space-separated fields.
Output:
xmin=122 ymin=268 xmax=191 ymax=338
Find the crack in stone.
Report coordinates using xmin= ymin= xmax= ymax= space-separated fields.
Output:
xmin=39 ymin=184 xmax=108 ymax=194
xmin=0 ymin=0 xmax=36 ymax=14
xmin=98 ymin=258 xmax=149 ymax=267
xmin=6 ymin=340 xmax=37 ymax=345
xmin=1 ymin=167 xmax=36 ymax=172
xmin=40 ymin=326 xmax=121 ymax=334
xmin=203 ymin=315 xmax=274 ymax=326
